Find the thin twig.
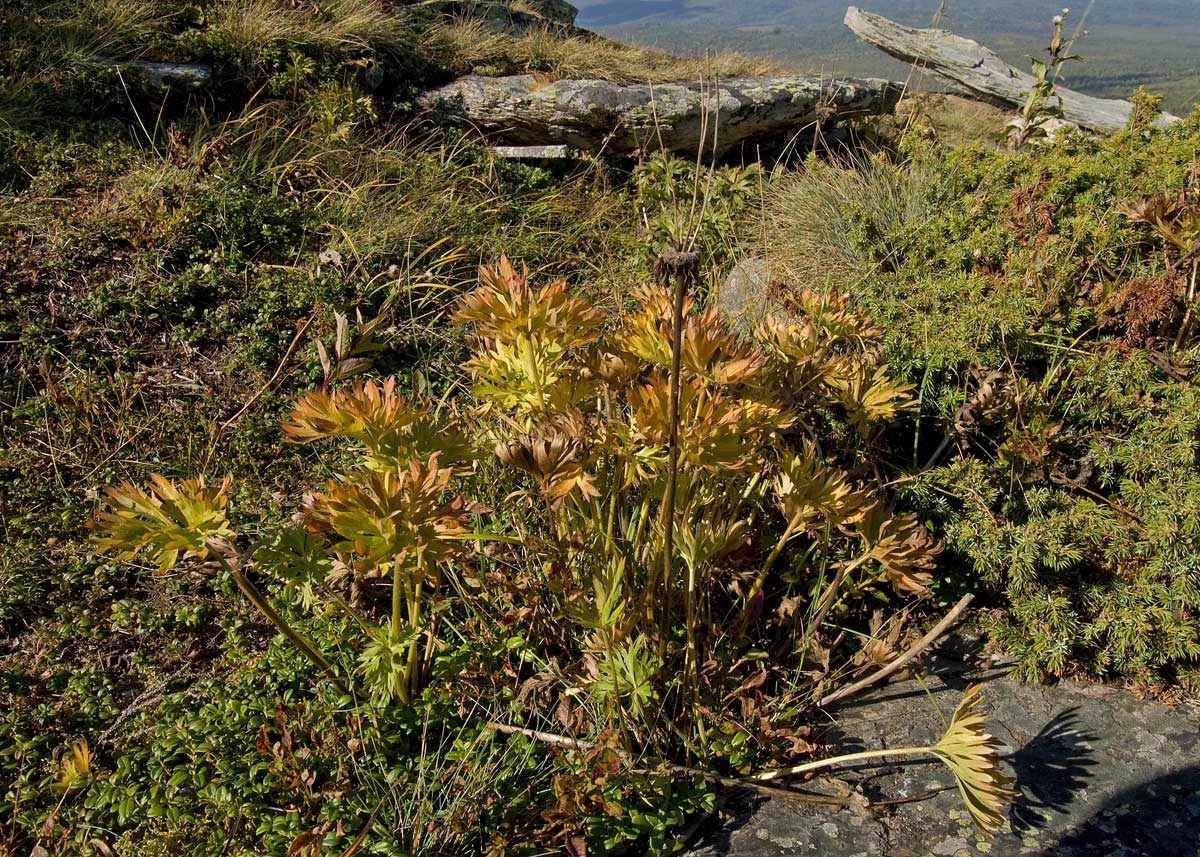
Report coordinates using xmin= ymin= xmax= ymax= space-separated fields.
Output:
xmin=484 ymin=721 xmax=853 ymax=806
xmin=817 ymin=593 xmax=974 ymax=709
xmin=215 ymin=311 xmax=315 ymax=435
xmin=807 ymin=551 xmax=872 ymax=635
xmin=487 ymin=721 xmax=590 ymax=750
xmin=95 ymin=678 xmax=174 ymax=749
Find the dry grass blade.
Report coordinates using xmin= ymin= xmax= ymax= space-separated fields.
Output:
xmin=424 ymin=17 xmax=780 ymax=84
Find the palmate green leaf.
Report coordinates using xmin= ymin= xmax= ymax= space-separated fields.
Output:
xmin=931 ymin=684 xmax=1019 ymax=836
xmin=855 ymin=503 xmax=942 ymax=595
xmin=465 ymin=337 xmax=592 ymax=417
xmin=627 ymin=373 xmax=793 ymax=475
xmin=92 ymin=474 xmax=234 ymax=573
xmin=588 ymin=634 xmax=660 ymax=721
xmin=676 ymin=516 xmax=750 ymax=576
xmin=253 ymin=527 xmax=331 ymax=607
xmin=824 ymin=359 xmax=916 ymax=434
xmin=773 ymin=440 xmax=873 ymax=534
xmin=359 ymin=622 xmax=420 ymax=705
xmin=452 ymin=256 xmax=603 ymax=347
xmin=306 ymin=457 xmax=472 ymax=576
xmin=281 ymin=376 xmax=471 ymax=469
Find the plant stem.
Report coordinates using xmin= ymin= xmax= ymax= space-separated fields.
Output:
xmin=650 ymin=247 xmax=699 ymax=628
xmin=661 ymin=258 xmax=689 ymax=618
xmin=751 ymin=744 xmax=930 ymax=782
xmin=406 ymin=579 xmax=423 ymax=700
xmin=208 ymin=539 xmax=349 ymax=696
xmin=744 ymin=515 xmax=801 ymax=607
xmin=807 ymin=550 xmax=873 ymax=635
xmin=392 ymin=555 xmax=410 ymax=704
xmin=485 ymin=721 xmax=857 ymax=807
xmin=391 ymin=556 xmax=404 ymax=640
xmin=604 ymin=489 xmax=618 ymax=558
xmin=1175 ymin=256 xmax=1198 ymax=349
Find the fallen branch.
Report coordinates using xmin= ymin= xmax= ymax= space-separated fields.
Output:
xmin=818 ymin=593 xmax=974 ymax=708
xmin=844 ymin=6 xmax=1179 ymax=133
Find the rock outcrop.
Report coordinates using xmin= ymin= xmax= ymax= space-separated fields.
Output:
xmin=844 ymin=6 xmax=1179 ymax=133
xmin=417 ymin=74 xmax=902 ymax=156
xmin=518 ymin=0 xmax=577 ymax=25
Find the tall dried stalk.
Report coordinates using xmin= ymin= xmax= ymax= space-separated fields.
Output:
xmin=652 ymin=247 xmax=699 ymax=637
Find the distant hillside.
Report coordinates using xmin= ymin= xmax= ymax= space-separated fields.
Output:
xmin=575 ymin=0 xmax=1200 ymax=115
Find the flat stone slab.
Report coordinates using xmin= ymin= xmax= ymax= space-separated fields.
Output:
xmin=686 ymin=660 xmax=1200 ymax=856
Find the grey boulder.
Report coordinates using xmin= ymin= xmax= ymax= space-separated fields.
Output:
xmin=717 ymin=258 xmax=777 ymax=335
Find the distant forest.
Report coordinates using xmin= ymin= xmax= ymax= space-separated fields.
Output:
xmin=575 ymin=0 xmax=1200 ymax=114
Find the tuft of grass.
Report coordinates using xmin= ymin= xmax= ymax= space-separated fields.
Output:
xmin=425 ymin=17 xmax=782 ymax=83
xmin=755 ymin=152 xmax=938 ymax=294
xmin=46 ymin=0 xmax=172 ymax=63
xmin=895 ymin=93 xmax=1012 ymax=149
xmin=208 ymin=0 xmax=311 ymax=58
xmin=208 ymin=0 xmax=410 ymax=72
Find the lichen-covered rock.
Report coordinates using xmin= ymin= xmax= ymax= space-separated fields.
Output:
xmin=492 ymin=144 xmax=572 ymax=159
xmin=717 ymin=258 xmax=777 ymax=335
xmin=417 ymin=74 xmax=902 ymax=156
xmin=123 ymin=61 xmax=212 ymax=94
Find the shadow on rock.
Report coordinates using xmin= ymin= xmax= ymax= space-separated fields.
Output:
xmin=1040 ymin=765 xmax=1200 ymax=856
xmin=1006 ymin=707 xmax=1099 ymax=833
xmin=682 ymin=790 xmax=768 ymax=857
